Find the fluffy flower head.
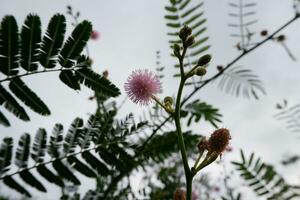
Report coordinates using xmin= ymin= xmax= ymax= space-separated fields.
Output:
xmin=124 ymin=69 xmax=162 ymax=105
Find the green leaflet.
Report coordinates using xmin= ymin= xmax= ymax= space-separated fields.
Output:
xmin=20 ymin=14 xmax=41 ymax=71
xmin=39 ymin=14 xmax=66 ymax=68
xmin=0 ymin=16 xmax=19 ymax=76
xmin=9 ymin=77 xmax=51 ymax=116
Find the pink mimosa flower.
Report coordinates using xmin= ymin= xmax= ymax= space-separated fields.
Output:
xmin=91 ymin=30 xmax=100 ymax=40
xmin=124 ymin=69 xmax=162 ymax=105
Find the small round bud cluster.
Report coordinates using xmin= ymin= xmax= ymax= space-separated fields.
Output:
xmin=260 ymin=30 xmax=268 ymax=36
xmin=208 ymin=128 xmax=231 ymax=154
xmin=179 ymin=26 xmax=195 ymax=47
xmin=174 ymin=188 xmax=186 ymax=200
xmin=102 ymin=70 xmax=109 ymax=79
xmin=179 ymin=26 xmax=192 ymax=41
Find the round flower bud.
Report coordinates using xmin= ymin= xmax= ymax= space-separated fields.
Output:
xmin=195 ymin=67 xmax=207 ymax=76
xmin=277 ymin=35 xmax=286 ymax=42
xmin=208 ymin=128 xmax=231 ymax=154
xmin=179 ymin=26 xmax=192 ymax=40
xmin=173 ymin=44 xmax=181 ymax=57
xmin=185 ymin=36 xmax=195 ymax=47
xmin=260 ymin=30 xmax=268 ymax=36
xmin=164 ymin=96 xmax=173 ymax=105
xmin=197 ymin=54 xmax=212 ymax=66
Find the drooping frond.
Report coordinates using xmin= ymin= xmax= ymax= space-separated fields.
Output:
xmin=164 ymin=0 xmax=210 ymax=80
xmin=232 ymin=150 xmax=300 ymax=199
xmin=218 ymin=66 xmax=266 ymax=99
xmin=0 ymin=14 xmax=121 ymax=127
xmin=182 ymin=99 xmax=222 ymax=128
xmin=228 ymin=0 xmax=258 ymax=51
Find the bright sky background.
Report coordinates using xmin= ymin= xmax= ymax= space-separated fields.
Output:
xmin=0 ymin=0 xmax=300 ymax=199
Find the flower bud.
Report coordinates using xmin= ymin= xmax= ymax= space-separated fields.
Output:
xmin=277 ymin=35 xmax=286 ymax=42
xmin=195 ymin=67 xmax=207 ymax=76
xmin=164 ymin=96 xmax=173 ymax=105
xmin=260 ymin=30 xmax=268 ymax=36
xmin=173 ymin=44 xmax=181 ymax=57
xmin=185 ymin=36 xmax=195 ymax=47
xmin=179 ymin=25 xmax=192 ymax=41
xmin=208 ymin=128 xmax=231 ymax=154
xmin=197 ymin=54 xmax=212 ymax=66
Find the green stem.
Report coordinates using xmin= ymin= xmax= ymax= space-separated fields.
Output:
xmin=173 ymin=46 xmax=193 ymax=199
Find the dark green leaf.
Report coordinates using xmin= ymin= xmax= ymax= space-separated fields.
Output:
xmin=0 ymin=15 xmax=19 ymax=76
xmin=59 ymin=20 xmax=92 ymax=68
xmin=53 ymin=160 xmax=80 ymax=185
xmin=15 ymin=133 xmax=30 ymax=168
xmin=3 ymin=176 xmax=31 ymax=197
xmin=19 ymin=169 xmax=46 ymax=192
xmin=48 ymin=123 xmax=64 ymax=158
xmin=63 ymin=118 xmax=83 ymax=154
xmin=9 ymin=77 xmax=51 ymax=115
xmin=37 ymin=165 xmax=64 ymax=187
xmin=59 ymin=70 xmax=81 ymax=90
xmin=82 ymin=151 xmax=110 ymax=176
xmin=76 ymin=67 xmax=121 ymax=97
xmin=0 ymin=137 xmax=13 ymax=174
xmin=31 ymin=128 xmax=47 ymax=163
xmin=0 ymin=111 xmax=10 ymax=127
xmin=39 ymin=14 xmax=66 ymax=68
xmin=0 ymin=84 xmax=29 ymax=121
xmin=20 ymin=14 xmax=41 ymax=71
xmin=67 ymin=156 xmax=96 ymax=178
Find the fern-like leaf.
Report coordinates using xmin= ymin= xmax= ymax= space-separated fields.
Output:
xmin=81 ymin=151 xmax=110 ymax=176
xmin=59 ymin=70 xmax=81 ymax=90
xmin=53 ymin=159 xmax=81 ymax=185
xmin=59 ymin=20 xmax=92 ymax=68
xmin=182 ymin=99 xmax=222 ymax=128
xmin=39 ymin=14 xmax=66 ymax=68
xmin=20 ymin=14 xmax=41 ymax=71
xmin=67 ymin=156 xmax=97 ymax=178
xmin=274 ymin=101 xmax=300 ymax=133
xmin=3 ymin=176 xmax=31 ymax=197
xmin=9 ymin=77 xmax=51 ymax=115
xmin=232 ymin=150 xmax=300 ymax=199
xmin=63 ymin=117 xmax=83 ymax=154
xmin=36 ymin=165 xmax=64 ymax=187
xmin=15 ymin=133 xmax=31 ymax=168
xmin=31 ymin=128 xmax=47 ymax=163
xmin=0 ymin=84 xmax=30 ymax=121
xmin=76 ymin=67 xmax=121 ymax=97
xmin=218 ymin=66 xmax=266 ymax=99
xmin=0 ymin=15 xmax=19 ymax=76
xmin=0 ymin=111 xmax=10 ymax=127
xmin=0 ymin=137 xmax=13 ymax=175
xmin=48 ymin=123 xmax=64 ymax=158
xmin=19 ymin=170 xmax=46 ymax=192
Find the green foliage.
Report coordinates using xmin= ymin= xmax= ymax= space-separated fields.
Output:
xmin=274 ymin=100 xmax=300 ymax=133
xmin=218 ymin=66 xmax=266 ymax=99
xmin=164 ymin=0 xmax=210 ymax=79
xmin=0 ymin=14 xmax=120 ymax=127
xmin=182 ymin=99 xmax=222 ymax=128
xmin=232 ymin=150 xmax=300 ymax=199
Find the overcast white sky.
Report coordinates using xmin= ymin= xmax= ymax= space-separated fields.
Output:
xmin=0 ymin=0 xmax=300 ymax=199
